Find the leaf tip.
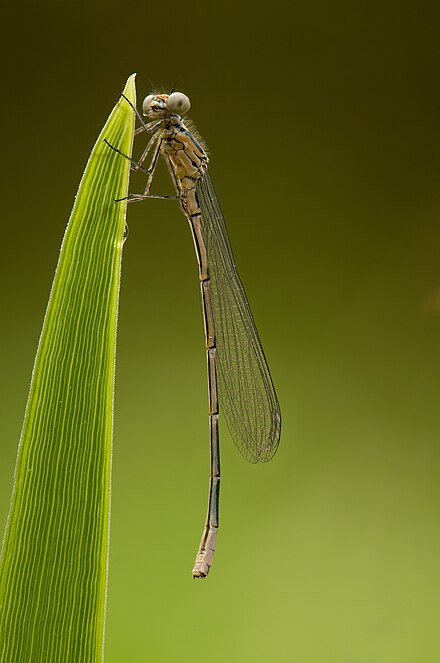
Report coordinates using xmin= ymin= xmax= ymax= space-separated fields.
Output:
xmin=122 ymin=73 xmax=137 ymax=107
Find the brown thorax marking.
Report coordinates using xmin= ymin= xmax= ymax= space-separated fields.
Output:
xmin=162 ymin=124 xmax=208 ymax=217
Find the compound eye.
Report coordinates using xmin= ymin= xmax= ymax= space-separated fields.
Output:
xmin=142 ymin=95 xmax=155 ymax=115
xmin=166 ymin=92 xmax=191 ymax=115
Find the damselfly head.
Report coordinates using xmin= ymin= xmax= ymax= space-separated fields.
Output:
xmin=142 ymin=92 xmax=191 ymax=118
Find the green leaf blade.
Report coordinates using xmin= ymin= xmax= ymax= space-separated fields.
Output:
xmin=0 ymin=74 xmax=136 ymax=662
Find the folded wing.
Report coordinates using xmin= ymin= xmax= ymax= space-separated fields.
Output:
xmin=197 ymin=171 xmax=281 ymax=463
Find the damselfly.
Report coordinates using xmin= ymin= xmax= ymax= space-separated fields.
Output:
xmin=105 ymin=90 xmax=281 ymax=578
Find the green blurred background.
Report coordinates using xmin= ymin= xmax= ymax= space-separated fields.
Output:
xmin=1 ymin=1 xmax=440 ymax=661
